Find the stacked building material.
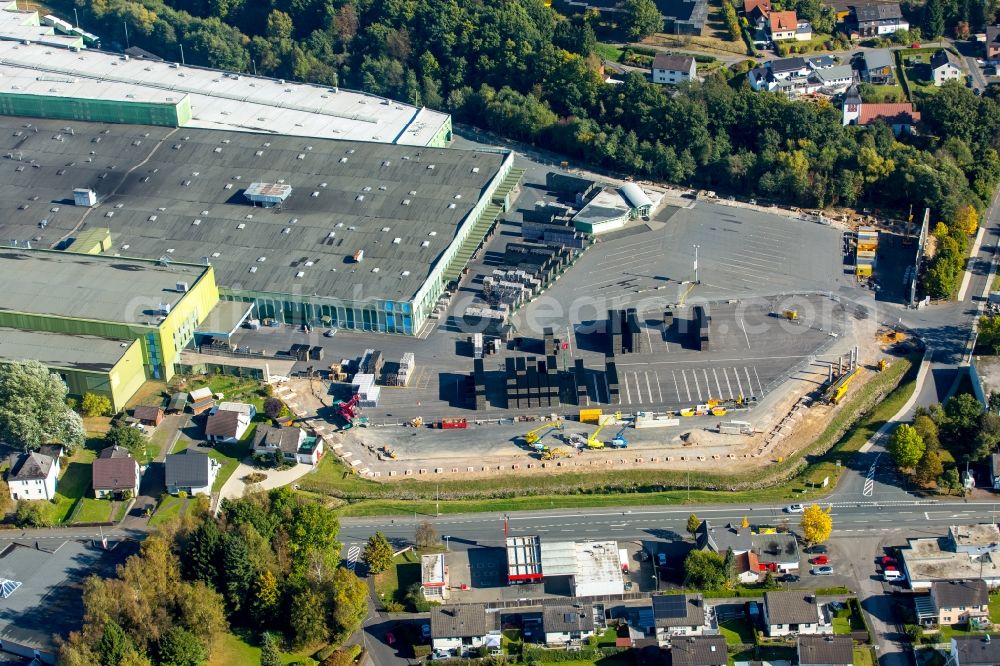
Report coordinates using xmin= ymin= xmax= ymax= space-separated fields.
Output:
xmin=856 ymin=226 xmax=878 ymax=278
xmin=352 ymin=373 xmax=380 ymax=407
xmin=359 ymin=349 xmax=384 ymax=377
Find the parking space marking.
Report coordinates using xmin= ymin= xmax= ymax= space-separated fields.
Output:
xmin=601 ymin=374 xmax=611 ymax=404
xmin=738 ymin=314 xmax=751 ymax=350
xmin=644 ymin=323 xmax=654 ymax=353
xmin=743 ymin=367 xmax=755 ymax=397
xmin=733 ymin=368 xmax=745 ymax=397
xmin=671 ymin=371 xmax=682 ymax=402
xmin=678 ymin=370 xmax=691 ymax=402
xmin=644 ymin=372 xmax=654 ymax=404
xmin=712 ymin=368 xmax=723 ymax=398
xmin=635 ymin=372 xmax=644 ymax=404
xmin=624 ymin=372 xmax=632 ymax=404
xmin=753 ymin=366 xmax=764 ymax=396
xmin=691 ymin=370 xmax=703 ymax=401
xmin=590 ymin=376 xmax=600 ymax=404
xmin=703 ymin=369 xmax=712 ymax=400
xmin=654 ymin=372 xmax=664 ymax=403
xmin=722 ymin=368 xmax=734 ymax=398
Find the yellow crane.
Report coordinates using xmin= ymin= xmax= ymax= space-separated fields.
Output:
xmin=587 ymin=420 xmax=609 ymax=449
xmin=524 ymin=420 xmax=563 ymax=447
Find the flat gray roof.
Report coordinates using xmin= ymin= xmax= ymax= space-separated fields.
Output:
xmin=0 ymin=116 xmax=508 ymax=304
xmin=0 ymin=250 xmax=208 ymax=326
xmin=0 ymin=328 xmax=136 ymax=371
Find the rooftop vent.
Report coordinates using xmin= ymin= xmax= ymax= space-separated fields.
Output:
xmin=257 ymin=256 xmax=266 ymax=262
xmin=249 ymin=266 xmax=257 ymax=273
xmin=296 ymin=271 xmax=305 ymax=278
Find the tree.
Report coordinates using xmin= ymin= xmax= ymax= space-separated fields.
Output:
xmin=800 ymin=504 xmax=833 ymax=545
xmin=81 ymin=392 xmax=113 ymax=417
xmin=939 ymin=467 xmax=962 ymax=494
xmin=157 ymin=627 xmax=205 ymax=666
xmin=741 ymin=515 xmax=749 ymax=529
xmin=259 ymin=632 xmax=281 ymax=666
xmin=686 ymin=513 xmax=702 ymax=535
xmin=14 ymin=501 xmax=47 ymax=527
xmin=251 ymin=569 xmax=280 ymax=626
xmin=622 ymin=0 xmax=663 ymax=40
xmin=923 ymin=0 xmax=945 ymax=39
xmin=0 ymin=360 xmax=85 ymax=452
xmin=913 ymin=414 xmax=941 ymax=451
xmin=683 ymin=550 xmax=726 ymax=589
xmin=289 ymin=587 xmax=329 ymax=647
xmin=888 ymin=424 xmax=926 ymax=469
xmin=263 ymin=397 xmax=284 ymax=420
xmin=96 ymin=620 xmax=136 ymax=666
xmin=105 ymin=423 xmax=148 ymax=460
xmin=362 ymin=532 xmax=393 ymax=575
xmin=222 ymin=531 xmax=256 ymax=614
xmin=914 ymin=448 xmax=945 ymax=486
xmin=956 ymin=204 xmax=979 ymax=235
xmin=330 ymin=566 xmax=368 ymax=636
xmin=723 ymin=547 xmax=737 ymax=587
xmin=980 ymin=315 xmax=1000 ymax=354
xmin=415 ymin=521 xmax=438 ymax=549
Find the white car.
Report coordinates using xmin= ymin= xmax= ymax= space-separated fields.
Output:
xmin=324 ymin=328 xmax=338 ymax=337
xmin=784 ymin=504 xmax=804 ymax=513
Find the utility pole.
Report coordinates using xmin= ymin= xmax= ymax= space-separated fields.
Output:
xmin=179 ymin=43 xmax=185 ymax=66
xmin=693 ymin=245 xmax=700 ymax=284
xmin=436 ymin=484 xmax=440 ymax=517
xmin=123 ymin=20 xmax=129 ymax=49
xmin=73 ymin=7 xmax=79 ymax=28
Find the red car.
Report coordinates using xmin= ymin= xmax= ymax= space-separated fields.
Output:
xmin=809 ymin=555 xmax=830 ymax=565
xmin=910 ymin=42 xmax=921 ymax=48
xmin=881 ymin=555 xmax=897 ymax=567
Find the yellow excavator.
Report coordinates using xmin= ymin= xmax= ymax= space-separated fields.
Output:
xmin=524 ymin=420 xmax=563 ymax=449
xmin=541 ymin=447 xmax=571 ymax=460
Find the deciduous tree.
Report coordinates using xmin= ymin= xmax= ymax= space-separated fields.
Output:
xmin=683 ymin=550 xmax=726 ymax=589
xmin=362 ymin=532 xmax=393 ymax=575
xmin=157 ymin=627 xmax=206 ymax=666
xmin=686 ymin=513 xmax=701 ymax=535
xmin=415 ymin=521 xmax=438 ymax=549
xmin=622 ymin=0 xmax=662 ymax=40
xmin=289 ymin=587 xmax=329 ymax=647
xmin=800 ymin=504 xmax=833 ymax=545
xmin=888 ymin=424 xmax=926 ymax=469
xmin=914 ymin=448 xmax=944 ymax=486
xmin=0 ymin=360 xmax=85 ymax=452
xmin=82 ymin=393 xmax=113 ymax=417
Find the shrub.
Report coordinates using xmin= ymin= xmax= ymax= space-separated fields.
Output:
xmin=81 ymin=392 xmax=113 ymax=417
xmin=13 ymin=501 xmax=47 ymax=527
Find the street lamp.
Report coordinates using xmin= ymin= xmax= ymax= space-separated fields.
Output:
xmin=444 ymin=535 xmax=451 ymax=552
xmin=693 ymin=245 xmax=700 ymax=284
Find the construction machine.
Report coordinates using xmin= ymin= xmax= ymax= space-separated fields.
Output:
xmin=407 ymin=416 xmax=423 ymax=428
xmin=333 ymin=394 xmax=363 ymax=429
xmin=610 ymin=425 xmax=629 ymax=449
xmin=877 ymin=359 xmax=889 ymax=372
xmin=827 ymin=368 xmax=859 ymax=405
xmin=541 ymin=447 xmax=571 ymax=460
xmin=379 ymin=446 xmax=397 ymax=460
xmin=586 ymin=420 xmax=608 ymax=449
xmin=524 ymin=421 xmax=563 ymax=449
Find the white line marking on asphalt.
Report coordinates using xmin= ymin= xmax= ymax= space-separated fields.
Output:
xmin=680 ymin=371 xmax=692 ymax=402
xmin=644 ymin=324 xmax=653 ymax=354
xmin=692 ymin=370 xmax=703 ymax=401
xmin=590 ymin=376 xmax=599 ymax=404
xmin=743 ymin=367 xmax=754 ymax=397
xmin=733 ymin=368 xmax=745 ymax=397
xmin=703 ymin=369 xmax=712 ymax=399
xmin=723 ymin=368 xmax=734 ymax=398
xmin=655 ymin=372 xmax=664 ymax=403
xmin=624 ymin=372 xmax=632 ymax=404
xmin=739 ymin=314 xmax=751 ymax=349
xmin=645 ymin=372 xmax=654 ymax=404
xmin=673 ymin=371 xmax=683 ymax=402
xmin=753 ymin=366 xmax=764 ymax=395
xmin=712 ymin=368 xmax=723 ymax=398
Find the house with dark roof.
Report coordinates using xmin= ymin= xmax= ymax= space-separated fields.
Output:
xmin=92 ymin=445 xmax=140 ymax=499
xmin=752 ymin=533 xmax=800 ymax=573
xmin=930 ymin=580 xmax=989 ymax=626
xmin=204 ymin=406 xmax=251 ymax=443
xmin=950 ymin=635 xmax=1000 ymax=665
xmin=987 ymin=26 xmax=1000 ymax=63
xmin=742 ymin=0 xmax=771 ymax=26
xmin=132 ymin=405 xmax=163 ymax=427
xmin=253 ymin=424 xmax=324 ymax=465
xmin=651 ymin=53 xmax=697 ymax=85
xmin=930 ymin=49 xmax=964 ymax=86
xmin=542 ymin=603 xmax=596 ymax=645
xmin=430 ymin=604 xmax=498 ymax=654
xmin=762 ymin=592 xmax=829 ymax=636
xmin=669 ymin=635 xmax=726 ymax=666
xmin=797 ymin=634 xmax=852 ymax=666
xmin=850 ymin=3 xmax=908 ymax=37
xmin=657 ymin=0 xmax=710 ymax=35
xmin=991 ymin=453 xmax=1000 ymax=490
xmin=164 ymin=450 xmax=220 ymax=496
xmin=651 ymin=594 xmax=707 ymax=641
xmin=862 ymin=49 xmax=895 ymax=84
xmin=6 ymin=448 xmax=60 ymax=501
xmin=696 ymin=521 xmax=752 ymax=555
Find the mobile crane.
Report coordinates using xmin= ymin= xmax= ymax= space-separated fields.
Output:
xmin=610 ymin=425 xmax=629 ymax=449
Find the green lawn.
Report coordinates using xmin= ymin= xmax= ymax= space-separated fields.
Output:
xmin=72 ymin=497 xmax=114 ymax=523
xmin=859 ymin=84 xmax=906 ymax=103
xmin=207 ymin=630 xmax=318 ymax=666
xmin=207 ymin=438 xmax=249 ymax=493
xmin=595 ymin=42 xmax=623 ymax=62
xmin=853 ymin=647 xmax=876 ymax=666
xmin=374 ymin=549 xmax=422 ymax=607
xmin=719 ymin=618 xmax=754 ymax=645
xmin=148 ymin=495 xmax=191 ymax=527
xmin=38 ymin=445 xmax=97 ymax=524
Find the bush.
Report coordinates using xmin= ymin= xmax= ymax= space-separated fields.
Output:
xmin=13 ymin=501 xmax=47 ymax=527
xmin=904 ymin=624 xmax=924 ymax=642
xmin=81 ymin=393 xmax=112 ymax=417
xmin=383 ymin=601 xmax=404 ymax=613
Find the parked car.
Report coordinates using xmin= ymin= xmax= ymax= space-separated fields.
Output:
xmin=784 ymin=504 xmax=804 ymax=513
xmin=421 ymin=624 xmax=431 ymax=641
xmin=778 ymin=573 xmax=800 ymax=583
xmin=811 ymin=566 xmax=834 ymax=576
xmin=880 ymin=555 xmax=897 ymax=567
xmin=809 ymin=555 xmax=830 ymax=565
xmin=807 ymin=544 xmax=828 ymax=554
xmin=324 ymin=328 xmax=338 ymax=337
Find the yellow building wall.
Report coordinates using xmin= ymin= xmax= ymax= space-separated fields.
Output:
xmin=107 ymin=338 xmax=147 ymax=412
xmin=155 ymin=265 xmax=219 ymax=381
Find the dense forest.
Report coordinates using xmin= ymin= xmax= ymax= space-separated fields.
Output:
xmin=66 ymin=0 xmax=999 ymax=295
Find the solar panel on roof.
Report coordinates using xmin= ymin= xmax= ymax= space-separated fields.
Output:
xmin=0 ymin=578 xmax=21 ymax=598
xmin=653 ymin=594 xmax=688 ymax=618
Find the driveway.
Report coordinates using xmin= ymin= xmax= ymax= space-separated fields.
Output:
xmin=217 ymin=460 xmax=315 ymax=500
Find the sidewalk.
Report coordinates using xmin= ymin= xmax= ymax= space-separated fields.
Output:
xmin=217 ymin=460 xmax=314 ymax=501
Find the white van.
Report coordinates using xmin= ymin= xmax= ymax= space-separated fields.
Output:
xmin=883 ymin=569 xmax=905 ymax=582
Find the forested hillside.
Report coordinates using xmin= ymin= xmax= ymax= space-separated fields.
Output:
xmin=65 ymin=0 xmax=999 ymax=294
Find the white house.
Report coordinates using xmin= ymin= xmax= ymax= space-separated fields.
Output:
xmin=7 ymin=446 xmax=61 ymax=501
xmin=430 ymin=605 xmax=497 ymax=655
xmin=814 ymin=64 xmax=855 ymax=93
xmin=930 ymin=49 xmax=964 ymax=86
xmin=762 ymin=592 xmax=831 ymax=637
xmin=652 ymin=594 xmax=708 ymax=641
xmin=652 ymin=53 xmax=697 ymax=85
xmin=164 ymin=450 xmax=220 ymax=496
xmin=252 ymin=424 xmax=324 ymax=465
xmin=769 ymin=10 xmax=799 ymax=41
xmin=543 ymin=604 xmax=596 ymax=645
xmin=204 ymin=402 xmax=253 ymax=443
xmin=749 ymin=57 xmax=821 ymax=97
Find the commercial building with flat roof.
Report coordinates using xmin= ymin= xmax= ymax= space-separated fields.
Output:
xmin=0 ymin=10 xmax=451 ymax=147
xmin=0 ymin=116 xmax=517 ymax=336
xmin=900 ymin=529 xmax=1000 ymax=590
xmin=0 ymin=249 xmax=219 ymax=408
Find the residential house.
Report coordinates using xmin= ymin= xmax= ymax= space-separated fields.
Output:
xmin=901 ymin=525 xmax=1000 ymax=590
xmin=797 ymin=634 xmax=853 ymax=666
xmin=213 ymin=401 xmax=257 ymax=420
xmin=132 ymin=405 xmax=163 ymax=427
xmin=652 ymin=594 xmax=707 ymax=641
xmin=808 ymin=55 xmax=838 ymax=69
xmin=762 ymin=592 xmax=829 ymax=636
xmin=252 ymin=424 xmax=324 ymax=465
xmin=430 ymin=604 xmax=497 ymax=654
xmin=814 ymin=64 xmax=855 ymax=92
xmin=769 ymin=10 xmax=799 ymax=41
xmin=91 ymin=445 xmax=140 ymax=499
xmin=695 ymin=521 xmax=752 ymax=555
xmin=652 ymin=53 xmax=697 ymax=85
xmin=930 ymin=49 xmax=964 ymax=86
xmin=6 ymin=447 xmax=61 ymax=501
xmin=164 ymin=450 xmax=220 ymax=496
xmin=862 ymin=49 xmax=895 ymax=84
xmin=842 ymin=86 xmax=920 ymax=134
xmin=930 ymin=580 xmax=989 ymax=626
xmin=542 ymin=604 xmax=596 ymax=645
xmin=752 ymin=533 xmax=800 ymax=573
xmin=851 ymin=3 xmax=909 ymax=37
xmin=749 ymin=57 xmax=821 ymax=96
xmin=743 ymin=0 xmax=771 ymax=25
xmin=950 ymin=635 xmax=1000 ymax=665
xmin=205 ymin=407 xmax=251 ymax=444
xmin=421 ymin=553 xmax=450 ymax=602
xmin=734 ymin=551 xmax=761 ymax=584
xmin=987 ymin=26 xmax=1000 ymax=63
xmin=669 ymin=635 xmax=727 ymax=666
xmin=991 ymin=453 xmax=1000 ymax=490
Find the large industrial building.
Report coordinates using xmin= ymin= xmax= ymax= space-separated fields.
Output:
xmin=0 ymin=250 xmax=219 ymax=411
xmin=0 ymin=4 xmax=451 ymax=146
